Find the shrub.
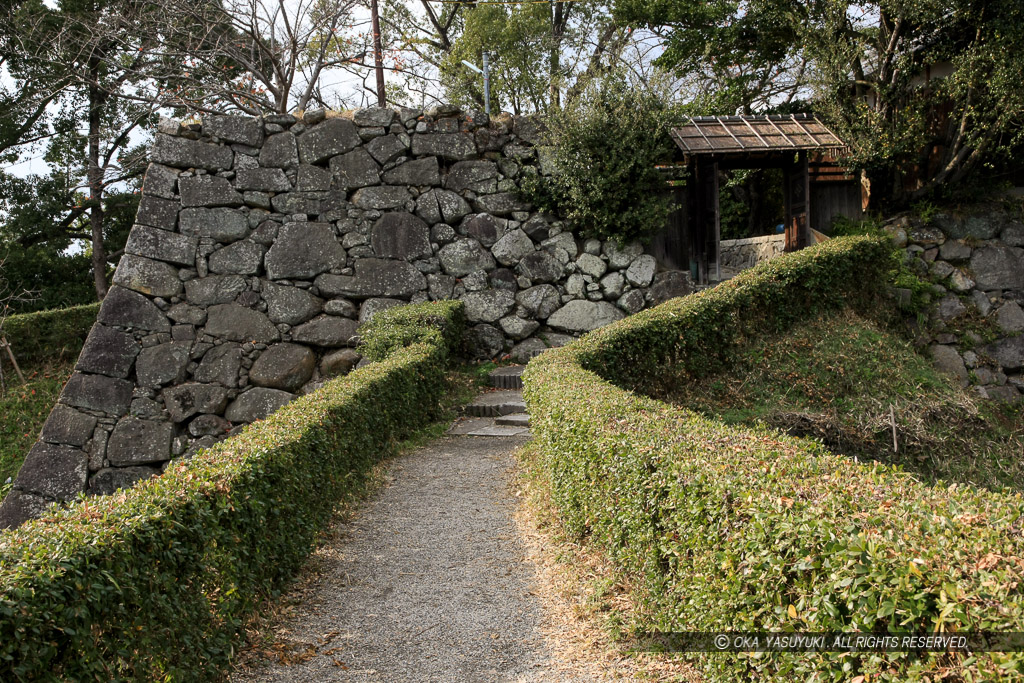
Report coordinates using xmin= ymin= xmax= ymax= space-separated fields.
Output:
xmin=523 ymin=236 xmax=1024 ymax=680
xmin=2 ymin=303 xmax=100 ymax=367
xmin=0 ymin=301 xmax=464 ymax=680
xmin=359 ymin=299 xmax=466 ymax=362
xmin=522 ymin=79 xmax=681 ymax=244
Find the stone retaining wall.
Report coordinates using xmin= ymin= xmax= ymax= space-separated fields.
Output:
xmin=719 ymin=233 xmax=785 ymax=269
xmin=0 ymin=106 xmax=692 ymax=527
xmin=885 ymin=202 xmax=1024 ymax=402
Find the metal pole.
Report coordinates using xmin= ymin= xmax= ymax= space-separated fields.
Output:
xmin=371 ymin=0 xmax=386 ymax=107
xmin=482 ymin=51 xmax=491 ymax=115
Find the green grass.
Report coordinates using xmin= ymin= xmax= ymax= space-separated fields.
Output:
xmin=657 ymin=310 xmax=1024 ymax=492
xmin=0 ymin=361 xmax=74 ymax=496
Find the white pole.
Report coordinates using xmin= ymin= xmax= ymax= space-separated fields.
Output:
xmin=482 ymin=51 xmax=491 ymax=115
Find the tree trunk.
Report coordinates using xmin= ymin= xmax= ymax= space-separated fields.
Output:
xmin=549 ymin=2 xmax=562 ymax=109
xmin=88 ymin=56 xmax=108 ymax=301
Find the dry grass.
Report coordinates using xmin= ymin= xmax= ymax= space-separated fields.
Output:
xmin=510 ymin=442 xmax=702 ymax=683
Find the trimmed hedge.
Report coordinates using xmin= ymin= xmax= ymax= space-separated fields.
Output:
xmin=359 ymin=299 xmax=466 ymax=361
xmin=524 ymin=236 xmax=1024 ymax=680
xmin=2 ymin=303 xmax=100 ymax=367
xmin=0 ymin=300 xmax=464 ymax=681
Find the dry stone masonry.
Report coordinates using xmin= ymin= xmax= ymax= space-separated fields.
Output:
xmin=885 ymin=202 xmax=1024 ymax=402
xmin=0 ymin=106 xmax=692 ymax=527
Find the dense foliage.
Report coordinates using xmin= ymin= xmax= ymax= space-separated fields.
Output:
xmin=0 ymin=300 xmax=464 ymax=680
xmin=616 ymin=0 xmax=1024 ymax=207
xmin=523 ymin=79 xmax=681 ymax=244
xmin=2 ymin=303 xmax=99 ymax=367
xmin=522 ymin=237 xmax=1024 ymax=679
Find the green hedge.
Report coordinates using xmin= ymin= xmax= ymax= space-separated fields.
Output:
xmin=2 ymin=303 xmax=100 ymax=367
xmin=524 ymin=236 xmax=1024 ymax=680
xmin=0 ymin=300 xmax=464 ymax=681
xmin=359 ymin=299 xmax=466 ymax=361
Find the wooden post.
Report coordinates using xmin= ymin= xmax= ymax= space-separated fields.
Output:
xmin=0 ymin=336 xmax=24 ymax=384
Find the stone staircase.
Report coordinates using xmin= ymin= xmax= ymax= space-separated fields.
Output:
xmin=447 ymin=366 xmax=530 ymax=436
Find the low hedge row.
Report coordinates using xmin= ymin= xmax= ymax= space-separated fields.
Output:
xmin=0 ymin=299 xmax=464 ymax=681
xmin=524 ymin=236 xmax=1024 ymax=680
xmin=2 ymin=303 xmax=100 ymax=367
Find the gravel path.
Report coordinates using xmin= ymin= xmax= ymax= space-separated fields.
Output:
xmin=233 ymin=433 xmax=591 ymax=683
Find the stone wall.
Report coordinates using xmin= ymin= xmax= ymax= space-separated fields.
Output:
xmin=0 ymin=106 xmax=692 ymax=527
xmin=885 ymin=202 xmax=1024 ymax=401
xmin=719 ymin=233 xmax=785 ymax=269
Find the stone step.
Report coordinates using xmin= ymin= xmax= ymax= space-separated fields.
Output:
xmin=447 ymin=416 xmax=529 ymax=437
xmin=495 ymin=412 xmax=530 ymax=427
xmin=489 ymin=365 xmax=524 ymax=390
xmin=463 ymin=390 xmax=525 ymax=417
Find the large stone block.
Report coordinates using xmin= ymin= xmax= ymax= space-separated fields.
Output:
xmin=970 ymin=245 xmax=1024 ymax=291
xmin=515 ymin=285 xmax=560 ymax=319
xmin=204 ymin=114 xmax=263 ymax=146
xmin=179 ymin=207 xmax=249 ymax=242
xmin=438 ymin=238 xmax=496 ymax=276
xmin=298 ymin=118 xmax=361 ymax=164
xmin=235 ymin=167 xmax=292 ymax=192
xmin=264 ymin=222 xmax=345 ymax=280
xmin=547 ymin=300 xmax=625 ymax=332
xmin=371 ymin=212 xmax=431 ymax=260
xmin=262 ymin=281 xmax=323 ymax=325
xmin=315 ymin=259 xmax=427 ymax=299
xmin=112 ymin=254 xmax=183 ymax=298
xmin=185 ymin=274 xmax=248 ymax=306
xmin=648 ymin=271 xmax=690 ymax=305
xmin=445 ymin=160 xmax=498 ymax=193
xmin=225 ymin=387 xmax=296 ymax=423
xmin=604 ymin=240 xmax=643 ymax=270
xmin=472 ymin=192 xmax=530 ymax=216
xmin=250 ymin=343 xmax=316 ymax=391
xmin=291 ymin=315 xmax=359 ymax=347
xmin=410 ymin=133 xmax=476 ymax=160
xmin=984 ymin=335 xmax=1024 ymax=372
xmin=320 ymin=348 xmax=361 ymax=377
xmin=125 ymin=224 xmax=197 ymax=266
xmin=151 ymin=134 xmax=233 ymax=171
xmin=625 ymin=254 xmax=657 ymax=287
xmin=366 ymin=133 xmax=408 ymax=164
xmin=193 ymin=343 xmax=242 ymax=387
xmin=515 ymin=249 xmax=563 ymax=283
xmin=98 ymin=286 xmax=170 ymax=332
xmin=40 ymin=405 xmax=98 ymax=447
xmin=465 ymin=323 xmax=505 ymax=359
xmin=136 ymin=196 xmax=180 ymax=231
xmin=89 ymin=466 xmax=160 ymax=496
xmin=462 ymin=214 xmax=505 ymax=248
xmin=271 ymin=191 xmax=325 ymax=215
xmin=162 ymin=383 xmax=231 ymax=422
xmin=461 ymin=289 xmax=515 ymax=323
xmin=351 ymin=186 xmax=411 ymax=210
xmin=353 ymin=107 xmax=396 ymax=127
xmin=107 ymin=416 xmax=173 ymax=466
xmin=382 ymin=157 xmax=440 ymax=186
xmin=260 ymin=132 xmax=299 ymax=169
xmin=329 ymin=148 xmax=381 ymax=189
xmin=63 ymin=372 xmax=133 ymax=415
xmin=296 ymin=164 xmax=333 ymax=192
xmin=204 ymin=304 xmax=279 ymax=343
xmin=208 ymin=240 xmax=264 ymax=275
xmin=76 ymin=324 xmax=141 ymax=379
xmin=142 ymin=163 xmax=179 ymax=199
xmin=16 ymin=443 xmax=88 ymax=500
xmin=135 ymin=341 xmax=191 ymax=387
xmin=0 ymin=491 xmax=52 ymax=529
xmin=179 ymin=175 xmax=244 ymax=208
